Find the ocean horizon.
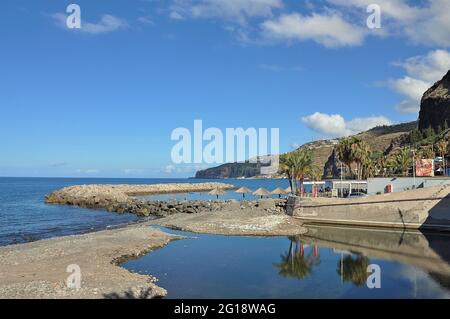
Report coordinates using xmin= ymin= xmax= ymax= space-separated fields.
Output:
xmin=0 ymin=177 xmax=290 ymax=246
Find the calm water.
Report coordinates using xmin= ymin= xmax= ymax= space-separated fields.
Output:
xmin=123 ymin=226 xmax=450 ymax=299
xmin=0 ymin=177 xmax=289 ymax=246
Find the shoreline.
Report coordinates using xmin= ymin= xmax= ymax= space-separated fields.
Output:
xmin=8 ymin=182 xmax=450 ymax=298
xmin=0 ymin=222 xmax=178 ymax=299
xmin=0 ymin=200 xmax=306 ymax=299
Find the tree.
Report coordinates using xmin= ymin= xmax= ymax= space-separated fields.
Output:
xmin=309 ymin=165 xmax=323 ymax=197
xmin=417 ymin=147 xmax=434 ymax=160
xmin=354 ymin=141 xmax=372 ymax=180
xmin=279 ymin=150 xmax=314 ymax=195
xmin=336 ymin=137 xmax=359 ymax=178
xmin=409 ymin=129 xmax=422 ymax=144
xmin=292 ymin=150 xmax=314 ymax=196
xmin=373 ymin=151 xmax=386 ymax=177
xmin=275 ymin=238 xmax=320 ymax=280
xmin=423 ymin=126 xmax=436 ymax=139
xmin=386 ymin=155 xmax=398 ymax=176
xmin=395 ymin=147 xmax=412 ymax=176
xmin=362 ymin=155 xmax=376 ymax=179
xmin=336 ymin=254 xmax=370 ymax=286
xmin=279 ymin=153 xmax=295 ymax=193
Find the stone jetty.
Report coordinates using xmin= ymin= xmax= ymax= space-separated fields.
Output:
xmin=45 ymin=183 xmax=235 ymax=217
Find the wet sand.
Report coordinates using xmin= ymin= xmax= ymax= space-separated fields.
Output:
xmin=0 ymin=202 xmax=306 ymax=299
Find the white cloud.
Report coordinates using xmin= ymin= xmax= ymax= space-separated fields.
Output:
xmin=165 ymin=0 xmax=450 ymax=48
xmin=346 ymin=116 xmax=393 ymax=133
xmin=169 ymin=11 xmax=184 ymax=20
xmin=171 ymin=0 xmax=283 ymax=24
xmin=261 ymin=12 xmax=366 ymax=48
xmin=164 ymin=165 xmax=176 ymax=173
xmin=390 ymin=76 xmax=430 ymax=102
xmin=123 ymin=168 xmax=145 ymax=175
xmin=137 ymin=16 xmax=154 ymax=25
xmin=327 ymin=0 xmax=421 ymax=22
xmin=404 ymin=0 xmax=450 ymax=47
xmin=394 ymin=50 xmax=450 ymax=83
xmin=389 ymin=50 xmax=450 ymax=113
xmin=302 ymin=112 xmax=392 ymax=138
xmin=163 ymin=164 xmax=208 ymax=174
xmin=51 ymin=13 xmax=127 ymax=34
xmin=327 ymin=0 xmax=450 ymax=47
xmin=75 ymin=169 xmax=99 ymax=174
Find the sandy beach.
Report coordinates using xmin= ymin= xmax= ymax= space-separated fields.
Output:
xmin=0 ymin=197 xmax=306 ymax=299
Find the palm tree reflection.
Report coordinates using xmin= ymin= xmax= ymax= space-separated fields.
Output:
xmin=275 ymin=237 xmax=321 ymax=279
xmin=337 ymin=254 xmax=370 ymax=286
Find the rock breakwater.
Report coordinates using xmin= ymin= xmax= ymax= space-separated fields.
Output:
xmin=45 ymin=183 xmax=235 ymax=217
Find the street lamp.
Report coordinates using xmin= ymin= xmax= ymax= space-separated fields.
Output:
xmin=411 ymin=145 xmax=416 ymax=189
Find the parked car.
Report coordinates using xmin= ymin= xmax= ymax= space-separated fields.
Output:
xmin=347 ymin=192 xmax=368 ymax=198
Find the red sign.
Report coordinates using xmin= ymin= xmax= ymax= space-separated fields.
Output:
xmin=416 ymin=159 xmax=434 ymax=177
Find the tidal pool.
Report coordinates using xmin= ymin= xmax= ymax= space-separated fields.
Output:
xmin=122 ymin=225 xmax=450 ymax=299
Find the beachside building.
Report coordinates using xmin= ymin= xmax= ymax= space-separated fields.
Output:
xmin=329 ymin=180 xmax=368 ymax=197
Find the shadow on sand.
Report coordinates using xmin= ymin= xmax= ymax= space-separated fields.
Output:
xmin=103 ymin=288 xmax=164 ymax=299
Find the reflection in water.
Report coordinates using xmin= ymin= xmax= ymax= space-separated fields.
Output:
xmin=337 ymin=254 xmax=370 ymax=286
xmin=274 ymin=238 xmax=321 ymax=279
xmin=122 ymin=226 xmax=450 ymax=298
xmin=276 ymin=236 xmax=371 ymax=287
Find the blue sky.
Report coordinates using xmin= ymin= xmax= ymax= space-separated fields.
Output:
xmin=1 ymin=0 xmax=450 ymax=177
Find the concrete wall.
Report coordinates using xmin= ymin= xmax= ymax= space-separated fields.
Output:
xmin=367 ymin=177 xmax=424 ymax=195
xmin=367 ymin=177 xmax=450 ymax=195
xmin=286 ymin=185 xmax=450 ymax=230
xmin=423 ymin=178 xmax=450 ymax=188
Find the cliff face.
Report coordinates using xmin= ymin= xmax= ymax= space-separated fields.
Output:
xmin=419 ymin=70 xmax=450 ymax=131
xmin=194 ymin=122 xmax=417 ymax=179
xmin=195 ymin=162 xmax=268 ymax=179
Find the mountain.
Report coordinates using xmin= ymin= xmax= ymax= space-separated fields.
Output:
xmin=194 ymin=121 xmax=418 ymax=179
xmin=194 ymin=162 xmax=269 ymax=179
xmin=419 ymin=70 xmax=450 ymax=131
xmin=195 ymin=69 xmax=450 ymax=179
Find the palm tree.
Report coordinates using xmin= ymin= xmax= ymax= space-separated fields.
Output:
xmin=417 ymin=147 xmax=434 ymax=160
xmin=292 ymin=150 xmax=313 ymax=196
xmin=336 ymin=254 xmax=370 ymax=286
xmin=354 ymin=141 xmax=372 ymax=180
xmin=336 ymin=137 xmax=359 ymax=178
xmin=395 ymin=147 xmax=412 ymax=176
xmin=386 ymin=155 xmax=397 ymax=177
xmin=279 ymin=153 xmax=295 ymax=193
xmin=362 ymin=155 xmax=376 ymax=179
xmin=374 ymin=152 xmax=387 ymax=177
xmin=309 ymin=165 xmax=323 ymax=197
xmin=274 ymin=239 xmax=320 ymax=280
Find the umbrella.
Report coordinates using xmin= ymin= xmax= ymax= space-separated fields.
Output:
xmin=253 ymin=187 xmax=271 ymax=199
xmin=271 ymin=187 xmax=290 ymax=198
xmin=235 ymin=187 xmax=252 ymax=199
xmin=209 ymin=188 xmax=225 ymax=199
